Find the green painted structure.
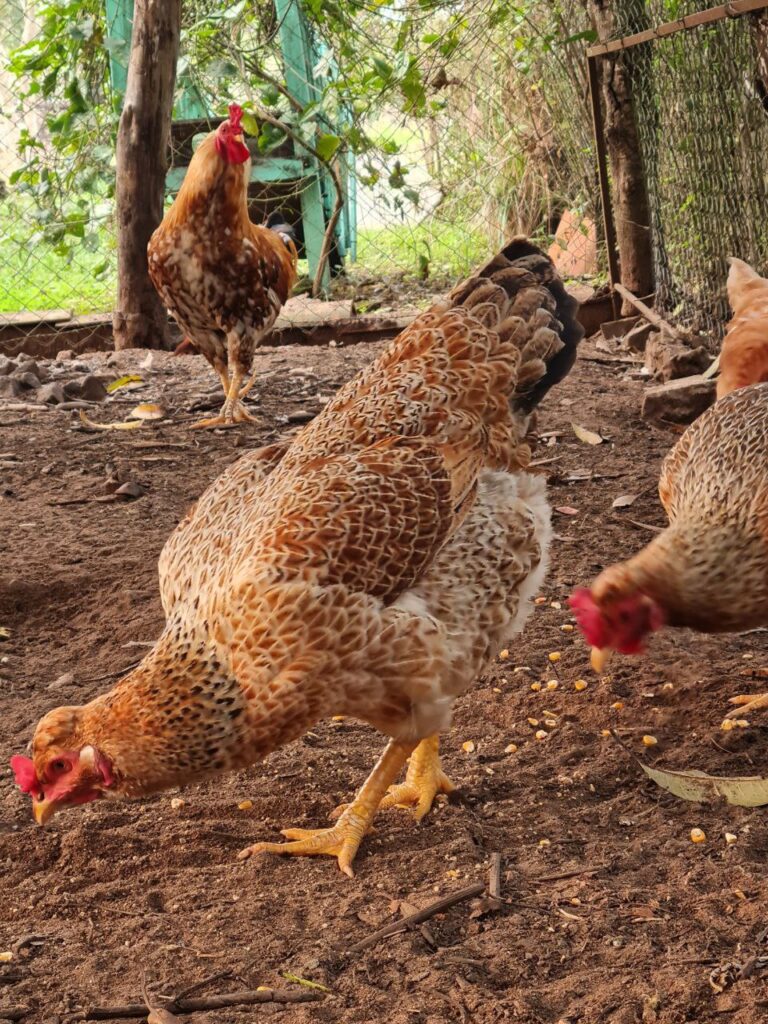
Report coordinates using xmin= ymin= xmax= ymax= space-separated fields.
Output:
xmin=104 ymin=0 xmax=356 ymax=292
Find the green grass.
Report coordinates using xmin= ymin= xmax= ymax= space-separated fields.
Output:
xmin=0 ymin=207 xmax=488 ymax=317
xmin=356 ymin=218 xmax=489 ymax=281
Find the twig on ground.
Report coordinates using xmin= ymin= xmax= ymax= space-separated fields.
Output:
xmin=488 ymin=853 xmax=502 ymax=903
xmin=346 ymin=882 xmax=485 ymax=953
xmin=62 ymin=988 xmax=323 ymax=1021
xmin=611 ymin=514 xmax=663 ymax=533
xmin=535 ymin=864 xmax=609 ymax=883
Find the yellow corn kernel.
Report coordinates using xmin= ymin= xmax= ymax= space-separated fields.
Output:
xmin=721 ymin=719 xmax=735 ymax=731
xmin=611 ymin=701 xmax=624 ymax=711
xmin=548 ymin=652 xmax=562 ymax=663
xmin=561 ymin=624 xmax=575 ymax=633
xmin=527 ymin=717 xmax=540 ymax=726
xmin=735 ymin=719 xmax=750 ymax=729
xmin=546 ymin=680 xmax=559 ymax=691
xmin=574 ymin=679 xmax=588 ymax=691
xmin=538 ymin=838 xmax=551 ymax=846
xmin=690 ymin=828 xmax=706 ymax=844
xmin=462 ymin=740 xmax=475 ymax=753
xmin=531 ymin=682 xmax=542 ymax=692
xmin=499 ymin=649 xmax=510 ymax=661
xmin=332 ymin=715 xmax=345 ymax=721
xmin=642 ymin=735 xmax=658 ymax=747
xmin=544 ymin=719 xmax=557 ymax=728
xmin=535 ymin=729 xmax=548 ymax=741
xmin=534 ymin=596 xmax=547 ymax=605
xmin=600 ymin=729 xmax=611 ymax=737
xmin=238 ymin=799 xmax=254 ymax=812
xmin=0 ymin=953 xmax=12 ymax=963
xmin=504 ymin=743 xmax=518 ymax=754
xmin=725 ymin=833 xmax=737 ymax=846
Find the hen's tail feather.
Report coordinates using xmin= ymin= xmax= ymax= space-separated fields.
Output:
xmin=449 ymin=236 xmax=583 ymax=416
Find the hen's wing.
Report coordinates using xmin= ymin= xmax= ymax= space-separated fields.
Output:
xmin=158 ymin=442 xmax=288 ymax=615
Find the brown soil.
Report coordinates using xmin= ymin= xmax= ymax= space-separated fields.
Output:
xmin=1 ymin=341 xmax=767 ymax=1024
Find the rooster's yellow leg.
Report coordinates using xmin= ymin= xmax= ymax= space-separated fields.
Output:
xmin=725 ymin=693 xmax=768 ymax=718
xmin=239 ymin=739 xmax=416 ymax=877
xmin=190 ymin=364 xmax=259 ymax=429
xmin=379 ymin=735 xmax=455 ymax=820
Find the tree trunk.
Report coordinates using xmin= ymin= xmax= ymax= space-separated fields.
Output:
xmin=585 ymin=0 xmax=654 ymax=305
xmin=113 ymin=0 xmax=180 ymax=350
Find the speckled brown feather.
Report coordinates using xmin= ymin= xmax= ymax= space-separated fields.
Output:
xmin=596 ymin=383 xmax=768 ymax=632
xmin=147 ymin=132 xmax=297 ymax=379
xmin=28 ymin=241 xmax=582 ymax=796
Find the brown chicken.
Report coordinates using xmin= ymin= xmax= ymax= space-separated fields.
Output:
xmin=717 ymin=257 xmax=768 ymax=400
xmin=12 ymin=239 xmax=582 ymax=876
xmin=570 ymin=382 xmax=768 ymax=715
xmin=148 ymin=103 xmax=298 ymax=428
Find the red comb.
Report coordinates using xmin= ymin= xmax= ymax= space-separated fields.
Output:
xmin=10 ymin=754 xmax=38 ymax=795
xmin=228 ymin=103 xmax=244 ymax=130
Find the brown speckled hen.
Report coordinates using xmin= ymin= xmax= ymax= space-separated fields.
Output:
xmin=147 ymin=103 xmax=297 ymax=428
xmin=12 ymin=239 xmax=582 ymax=876
xmin=571 ymin=383 xmax=768 ymax=716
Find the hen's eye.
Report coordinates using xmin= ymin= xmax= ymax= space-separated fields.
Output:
xmin=49 ymin=759 xmax=68 ymax=774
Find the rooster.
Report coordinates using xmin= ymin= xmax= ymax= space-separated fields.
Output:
xmin=570 ymin=382 xmax=768 ymax=715
xmin=12 ymin=239 xmax=583 ymax=876
xmin=148 ymin=104 xmax=298 ymax=428
xmin=717 ymin=257 xmax=768 ymax=400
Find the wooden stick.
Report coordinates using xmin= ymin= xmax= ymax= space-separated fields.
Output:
xmin=535 ymin=865 xmax=609 ymax=883
xmin=63 ymin=988 xmax=323 ymax=1021
xmin=613 ymin=284 xmax=683 ymax=339
xmin=587 ymin=0 xmax=767 ymax=56
xmin=488 ymin=853 xmax=503 ymax=902
xmin=347 ymin=882 xmax=485 ymax=953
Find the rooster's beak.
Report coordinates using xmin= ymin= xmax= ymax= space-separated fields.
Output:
xmin=590 ymin=647 xmax=611 ymax=674
xmin=233 ymin=133 xmax=245 ymax=144
xmin=33 ymin=797 xmax=58 ymax=826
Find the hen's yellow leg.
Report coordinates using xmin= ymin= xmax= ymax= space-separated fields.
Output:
xmin=379 ymin=735 xmax=456 ymax=820
xmin=725 ymin=693 xmax=768 ymax=718
xmin=239 ymin=739 xmax=415 ymax=877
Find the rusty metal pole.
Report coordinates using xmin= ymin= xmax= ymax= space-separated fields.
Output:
xmin=587 ymin=53 xmax=621 ymax=318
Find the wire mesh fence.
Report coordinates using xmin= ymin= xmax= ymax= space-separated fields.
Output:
xmin=592 ymin=0 xmax=768 ymax=337
xmin=0 ymin=0 xmax=602 ymax=354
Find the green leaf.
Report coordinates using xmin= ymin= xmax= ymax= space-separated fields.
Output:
xmin=315 ymin=133 xmax=341 ymax=162
xmin=561 ymin=29 xmax=598 ymax=45
xmin=240 ymin=111 xmax=260 ymax=136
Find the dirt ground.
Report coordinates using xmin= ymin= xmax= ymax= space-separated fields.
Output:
xmin=1 ymin=338 xmax=767 ymax=1024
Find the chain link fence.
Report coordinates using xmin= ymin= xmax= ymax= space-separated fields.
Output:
xmin=592 ymin=0 xmax=768 ymax=336
xmin=1 ymin=0 xmax=603 ymax=355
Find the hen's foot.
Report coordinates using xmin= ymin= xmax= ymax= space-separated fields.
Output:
xmin=380 ymin=735 xmax=455 ymax=820
xmin=725 ymin=693 xmax=768 ymax=718
xmin=190 ymin=399 xmax=259 ymax=430
xmin=238 ymin=739 xmax=414 ymax=877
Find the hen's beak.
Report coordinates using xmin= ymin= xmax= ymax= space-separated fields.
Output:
xmin=33 ymin=797 xmax=58 ymax=826
xmin=590 ymin=647 xmax=611 ymax=674
xmin=233 ymin=133 xmax=245 ymax=144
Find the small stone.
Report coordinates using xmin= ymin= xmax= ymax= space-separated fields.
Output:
xmin=14 ymin=359 xmax=39 ymax=377
xmin=0 ymin=356 xmax=14 ymax=376
xmin=14 ymin=372 xmax=41 ymax=389
xmin=641 ymin=375 xmax=716 ymax=425
xmin=170 ymin=797 xmax=185 ymax=811
xmin=56 ymin=349 xmax=75 ymax=362
xmin=64 ymin=375 xmax=107 ymax=402
xmin=47 ymin=672 xmax=75 ymax=692
xmin=0 ymin=377 xmax=24 ymax=399
xmin=624 ymin=321 xmax=656 ymax=353
xmin=725 ymin=832 xmax=737 ymax=846
xmin=37 ymin=382 xmax=66 ymax=405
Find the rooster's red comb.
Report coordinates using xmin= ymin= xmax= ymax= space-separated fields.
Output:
xmin=228 ymin=103 xmax=244 ymax=130
xmin=10 ymin=754 xmax=38 ymax=795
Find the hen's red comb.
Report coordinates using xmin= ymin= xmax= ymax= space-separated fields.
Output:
xmin=10 ymin=754 xmax=38 ymax=795
xmin=228 ymin=103 xmax=244 ymax=130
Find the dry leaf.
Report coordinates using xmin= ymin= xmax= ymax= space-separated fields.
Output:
xmin=79 ymin=411 xmax=144 ymax=432
xmin=612 ymin=493 xmax=638 ymax=509
xmin=571 ymin=422 xmax=604 ymax=445
xmin=106 ymin=374 xmax=143 ymax=394
xmin=640 ymin=762 xmax=768 ymax=807
xmin=115 ymin=481 xmax=145 ymax=500
xmin=554 ymin=506 xmax=579 ymax=516
xmin=129 ymin=402 xmax=166 ymax=421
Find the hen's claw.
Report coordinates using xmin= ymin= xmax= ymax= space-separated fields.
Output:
xmin=190 ymin=400 xmax=259 ymax=430
xmin=380 ymin=735 xmax=455 ymax=821
xmin=725 ymin=692 xmax=768 ymax=718
xmin=238 ymin=738 xmax=414 ymax=876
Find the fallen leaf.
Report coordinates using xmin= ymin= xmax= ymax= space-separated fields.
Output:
xmin=129 ymin=402 xmax=166 ymax=421
xmin=554 ymin=506 xmax=579 ymax=516
xmin=106 ymin=374 xmax=143 ymax=393
xmin=79 ymin=411 xmax=144 ymax=432
xmin=571 ymin=422 xmax=604 ymax=445
xmin=115 ymin=481 xmax=145 ymax=500
xmin=612 ymin=493 xmax=638 ymax=508
xmin=640 ymin=762 xmax=768 ymax=807
xmin=280 ymin=972 xmax=331 ymax=992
